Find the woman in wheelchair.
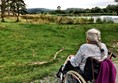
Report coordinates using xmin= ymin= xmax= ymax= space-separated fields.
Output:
xmin=57 ymin=28 xmax=117 ymax=83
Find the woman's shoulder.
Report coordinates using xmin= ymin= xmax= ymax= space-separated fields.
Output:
xmin=81 ymin=43 xmax=106 ymax=47
xmin=80 ymin=43 xmax=94 ymax=47
xmin=80 ymin=43 xmax=107 ymax=50
xmin=79 ymin=43 xmax=96 ymax=52
xmin=101 ymin=42 xmax=106 ymax=46
xmin=80 ymin=43 xmax=92 ymax=49
xmin=100 ymin=42 xmax=107 ymax=49
xmin=80 ymin=43 xmax=99 ymax=49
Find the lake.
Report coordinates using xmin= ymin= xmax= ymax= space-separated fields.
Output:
xmin=81 ymin=16 xmax=118 ymax=23
xmin=71 ymin=15 xmax=118 ymax=23
xmin=92 ymin=16 xmax=118 ymax=23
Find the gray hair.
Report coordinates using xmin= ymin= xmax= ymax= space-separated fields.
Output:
xmin=86 ymin=28 xmax=101 ymax=42
xmin=86 ymin=28 xmax=104 ymax=52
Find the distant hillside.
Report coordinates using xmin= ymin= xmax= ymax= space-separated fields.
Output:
xmin=26 ymin=8 xmax=85 ymax=14
xmin=26 ymin=8 xmax=54 ymax=14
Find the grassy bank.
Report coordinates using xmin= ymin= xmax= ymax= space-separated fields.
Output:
xmin=0 ymin=23 xmax=118 ymax=82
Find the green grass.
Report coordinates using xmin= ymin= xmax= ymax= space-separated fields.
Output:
xmin=0 ymin=23 xmax=118 ymax=82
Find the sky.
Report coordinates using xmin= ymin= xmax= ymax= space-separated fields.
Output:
xmin=25 ymin=0 xmax=118 ymax=9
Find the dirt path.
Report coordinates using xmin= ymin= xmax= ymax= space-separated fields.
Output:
xmin=31 ymin=72 xmax=60 ymax=83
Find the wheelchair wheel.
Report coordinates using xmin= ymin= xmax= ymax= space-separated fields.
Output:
xmin=63 ymin=70 xmax=86 ymax=83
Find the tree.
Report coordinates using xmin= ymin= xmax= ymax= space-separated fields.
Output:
xmin=7 ymin=0 xmax=26 ymax=22
xmin=113 ymin=5 xmax=118 ymax=15
xmin=85 ymin=8 xmax=91 ymax=13
xmin=0 ymin=0 xmax=26 ymax=22
xmin=91 ymin=7 xmax=101 ymax=13
xmin=6 ymin=0 xmax=11 ymax=16
xmin=106 ymin=5 xmax=118 ymax=15
xmin=0 ymin=0 xmax=7 ymax=22
xmin=106 ymin=5 xmax=114 ymax=13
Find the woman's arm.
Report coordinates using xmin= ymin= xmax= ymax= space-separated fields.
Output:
xmin=101 ymin=43 xmax=108 ymax=61
xmin=70 ymin=44 xmax=86 ymax=67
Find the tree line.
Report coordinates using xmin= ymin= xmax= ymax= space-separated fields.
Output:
xmin=50 ymin=4 xmax=118 ymax=16
xmin=0 ymin=0 xmax=118 ymax=22
xmin=0 ymin=0 xmax=26 ymax=22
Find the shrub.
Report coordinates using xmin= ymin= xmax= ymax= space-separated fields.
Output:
xmin=86 ymin=18 xmax=94 ymax=24
xmin=96 ymin=18 xmax=103 ymax=24
xmin=79 ymin=18 xmax=87 ymax=24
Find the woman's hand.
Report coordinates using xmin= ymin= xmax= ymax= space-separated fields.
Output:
xmin=67 ymin=55 xmax=75 ymax=61
xmin=64 ymin=55 xmax=75 ymax=65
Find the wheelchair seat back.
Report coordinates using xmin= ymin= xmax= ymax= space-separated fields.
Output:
xmin=84 ymin=57 xmax=101 ymax=81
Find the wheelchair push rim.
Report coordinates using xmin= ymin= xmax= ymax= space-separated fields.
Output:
xmin=63 ymin=70 xmax=86 ymax=83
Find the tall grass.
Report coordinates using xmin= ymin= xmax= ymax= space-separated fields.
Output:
xmin=21 ymin=14 xmax=115 ymax=24
xmin=0 ymin=23 xmax=118 ymax=82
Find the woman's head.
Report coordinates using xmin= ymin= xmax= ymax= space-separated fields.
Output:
xmin=86 ymin=28 xmax=104 ymax=53
xmin=86 ymin=28 xmax=101 ymax=43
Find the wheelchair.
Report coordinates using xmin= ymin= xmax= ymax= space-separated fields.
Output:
xmin=56 ymin=52 xmax=116 ymax=83
xmin=63 ymin=70 xmax=86 ymax=83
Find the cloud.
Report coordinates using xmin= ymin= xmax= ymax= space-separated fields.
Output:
xmin=86 ymin=1 xmax=118 ymax=8
xmin=25 ymin=0 xmax=118 ymax=9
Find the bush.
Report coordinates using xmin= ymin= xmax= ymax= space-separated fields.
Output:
xmin=95 ymin=17 xmax=114 ymax=24
xmin=79 ymin=18 xmax=87 ymax=24
xmin=96 ymin=18 xmax=103 ymax=24
xmin=86 ymin=18 xmax=94 ymax=24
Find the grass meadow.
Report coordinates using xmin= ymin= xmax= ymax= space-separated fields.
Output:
xmin=0 ymin=22 xmax=118 ymax=82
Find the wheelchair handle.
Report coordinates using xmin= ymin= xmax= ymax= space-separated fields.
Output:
xmin=108 ymin=52 xmax=117 ymax=59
